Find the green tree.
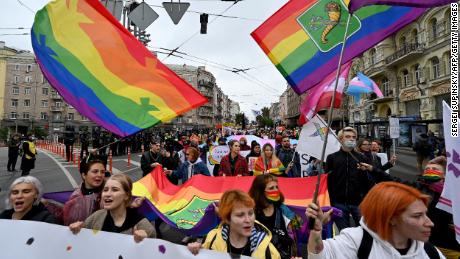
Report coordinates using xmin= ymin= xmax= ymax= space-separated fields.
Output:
xmin=235 ymin=113 xmax=246 ymax=126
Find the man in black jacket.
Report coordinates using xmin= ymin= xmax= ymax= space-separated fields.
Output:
xmin=140 ymin=140 xmax=167 ymax=176
xmin=325 ymin=127 xmax=391 ymax=230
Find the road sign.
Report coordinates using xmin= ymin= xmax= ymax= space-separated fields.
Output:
xmin=389 ymin=117 xmax=400 ymax=139
xmin=101 ymin=0 xmax=123 ymax=20
xmin=162 ymin=2 xmax=190 ymax=25
xmin=128 ymin=2 xmax=159 ymax=31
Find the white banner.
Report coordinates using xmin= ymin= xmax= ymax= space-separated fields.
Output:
xmin=296 ymin=115 xmax=340 ymax=162
xmin=0 ymin=220 xmax=250 ymax=259
xmin=437 ymin=101 xmax=460 ymax=243
xmin=389 ymin=117 xmax=400 ymax=139
xmin=206 ymin=146 xmax=250 ymax=173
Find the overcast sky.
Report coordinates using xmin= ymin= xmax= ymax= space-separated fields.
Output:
xmin=1 ymin=0 xmax=290 ymax=120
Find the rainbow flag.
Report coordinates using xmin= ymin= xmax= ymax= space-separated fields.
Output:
xmin=251 ymin=0 xmax=425 ymax=94
xmin=132 ymin=166 xmax=331 ymax=235
xmin=31 ymin=0 xmax=207 ymax=137
xmin=349 ymin=0 xmax=456 ymax=13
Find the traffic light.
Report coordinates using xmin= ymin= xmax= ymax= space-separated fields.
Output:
xmin=200 ymin=13 xmax=208 ymax=34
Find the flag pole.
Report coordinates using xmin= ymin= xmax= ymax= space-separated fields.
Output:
xmin=310 ymin=13 xmax=352 ymax=221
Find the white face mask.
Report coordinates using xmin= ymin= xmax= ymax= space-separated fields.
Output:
xmin=343 ymin=140 xmax=356 ymax=149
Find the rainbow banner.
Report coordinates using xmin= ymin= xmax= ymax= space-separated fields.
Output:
xmin=132 ymin=166 xmax=331 ymax=235
xmin=251 ymin=0 xmax=425 ymax=94
xmin=31 ymin=0 xmax=207 ymax=137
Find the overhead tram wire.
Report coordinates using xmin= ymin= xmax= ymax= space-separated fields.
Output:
xmin=0 ymin=27 xmax=31 ymax=30
xmin=160 ymin=1 xmax=241 ymax=61
xmin=16 ymin=0 xmax=35 ymax=14
xmin=147 ymin=3 xmax=263 ymax=22
xmin=153 ymin=50 xmax=282 ymax=95
xmin=0 ymin=33 xmax=30 ymax=36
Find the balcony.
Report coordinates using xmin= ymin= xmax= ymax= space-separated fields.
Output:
xmin=198 ymin=110 xmax=213 ymax=118
xmin=198 ymin=80 xmax=214 ymax=88
xmin=50 ymin=106 xmax=63 ymax=112
xmin=50 ymin=94 xmax=62 ymax=100
xmin=385 ymin=43 xmax=424 ymax=66
xmin=365 ymin=58 xmax=386 ymax=77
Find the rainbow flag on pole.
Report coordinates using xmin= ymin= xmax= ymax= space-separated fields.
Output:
xmin=251 ymin=0 xmax=425 ymax=94
xmin=31 ymin=0 xmax=207 ymax=137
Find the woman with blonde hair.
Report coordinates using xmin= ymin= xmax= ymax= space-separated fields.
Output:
xmin=253 ymin=144 xmax=286 ymax=176
xmin=306 ymin=181 xmax=444 ymax=258
xmin=69 ymin=174 xmax=155 ymax=243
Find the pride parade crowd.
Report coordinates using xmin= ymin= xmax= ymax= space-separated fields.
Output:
xmin=2 ymin=126 xmax=459 ymax=258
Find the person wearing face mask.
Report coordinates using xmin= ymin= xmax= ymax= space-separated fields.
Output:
xmin=239 ymin=137 xmax=251 ymax=151
xmin=0 ymin=176 xmax=55 ymax=223
xmin=325 ymin=127 xmax=392 ymax=230
xmin=249 ymin=175 xmax=302 ymax=259
xmin=187 ymin=190 xmax=283 ymax=259
xmin=69 ymin=174 xmax=155 ymax=243
xmin=20 ymin=133 xmax=37 ymax=176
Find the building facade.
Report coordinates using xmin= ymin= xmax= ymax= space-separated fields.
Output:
xmin=348 ymin=6 xmax=452 ymax=146
xmin=0 ymin=42 xmax=93 ymax=137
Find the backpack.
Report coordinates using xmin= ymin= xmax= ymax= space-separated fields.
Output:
xmin=357 ymin=228 xmax=440 ymax=259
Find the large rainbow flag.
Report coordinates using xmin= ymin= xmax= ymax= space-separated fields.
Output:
xmin=251 ymin=0 xmax=426 ymax=94
xmin=31 ymin=0 xmax=207 ymax=137
xmin=132 ymin=166 xmax=331 ymax=235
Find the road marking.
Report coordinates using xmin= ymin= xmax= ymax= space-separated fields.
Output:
xmin=38 ymin=149 xmax=78 ymax=188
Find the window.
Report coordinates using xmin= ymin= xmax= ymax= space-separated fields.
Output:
xmin=414 ymin=64 xmax=421 ymax=82
xmin=24 ymin=87 xmax=31 ymax=95
xmin=24 ymin=99 xmax=31 ymax=107
xmin=41 ymin=100 xmax=48 ymax=108
xmin=411 ymin=29 xmax=418 ymax=44
xmin=12 ymin=87 xmax=19 ymax=95
xmin=369 ymin=49 xmax=377 ymax=65
xmin=55 ymin=101 xmax=62 ymax=107
xmin=42 ymin=87 xmax=49 ymax=95
xmin=41 ymin=75 xmax=46 ymax=84
xmin=432 ymin=57 xmax=440 ymax=79
xmin=402 ymin=69 xmax=410 ymax=87
xmin=10 ymin=112 xmax=17 ymax=119
xmin=399 ymin=36 xmax=406 ymax=49
xmin=24 ymin=76 xmax=32 ymax=83
xmin=67 ymin=113 xmax=74 ymax=120
xmin=23 ymin=113 xmax=30 ymax=119
xmin=40 ymin=112 xmax=48 ymax=120
xmin=14 ymin=64 xmax=20 ymax=71
xmin=26 ymin=64 xmax=33 ymax=72
xmin=54 ymin=114 xmax=62 ymax=120
xmin=382 ymin=77 xmax=390 ymax=96
xmin=11 ymin=99 xmax=18 ymax=107
xmin=13 ymin=76 xmax=19 ymax=84
xmin=430 ymin=19 xmax=438 ymax=38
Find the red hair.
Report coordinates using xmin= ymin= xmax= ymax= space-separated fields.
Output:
xmin=218 ymin=190 xmax=255 ymax=224
xmin=360 ymin=182 xmax=430 ymax=241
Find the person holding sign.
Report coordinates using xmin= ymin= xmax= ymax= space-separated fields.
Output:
xmin=69 ymin=174 xmax=155 ymax=243
xmin=218 ymin=140 xmax=249 ymax=176
xmin=187 ymin=190 xmax=283 ymax=259
xmin=253 ymin=144 xmax=286 ymax=176
xmin=246 ymin=142 xmax=261 ymax=175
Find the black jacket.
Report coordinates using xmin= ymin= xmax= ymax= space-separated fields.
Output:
xmin=0 ymin=203 xmax=56 ymax=223
xmin=325 ymin=149 xmax=392 ymax=206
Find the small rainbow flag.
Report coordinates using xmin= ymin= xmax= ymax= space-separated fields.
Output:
xmin=251 ymin=0 xmax=425 ymax=94
xmin=132 ymin=166 xmax=330 ymax=235
xmin=31 ymin=0 xmax=207 ymax=137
